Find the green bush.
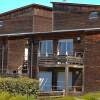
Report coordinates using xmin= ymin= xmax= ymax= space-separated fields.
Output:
xmin=0 ymin=77 xmax=39 ymax=97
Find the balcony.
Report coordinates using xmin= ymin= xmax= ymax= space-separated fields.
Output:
xmin=38 ymin=54 xmax=83 ymax=67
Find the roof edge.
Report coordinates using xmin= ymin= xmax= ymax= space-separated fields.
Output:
xmin=51 ymin=2 xmax=100 ymax=7
xmin=0 ymin=3 xmax=52 ymax=17
xmin=0 ymin=27 xmax=100 ymax=37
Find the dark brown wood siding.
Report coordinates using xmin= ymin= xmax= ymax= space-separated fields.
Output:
xmin=0 ymin=16 xmax=33 ymax=34
xmin=84 ymin=34 xmax=100 ymax=92
xmin=53 ymin=3 xmax=100 ymax=30
xmin=0 ymin=39 xmax=8 ymax=74
xmin=7 ymin=39 xmax=26 ymax=74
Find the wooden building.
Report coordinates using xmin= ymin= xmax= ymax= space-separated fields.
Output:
xmin=0 ymin=2 xmax=100 ymax=95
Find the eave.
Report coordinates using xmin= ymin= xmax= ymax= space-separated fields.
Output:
xmin=0 ymin=27 xmax=100 ymax=39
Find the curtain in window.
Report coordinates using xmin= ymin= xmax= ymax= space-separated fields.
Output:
xmin=39 ymin=40 xmax=53 ymax=56
xmin=58 ymin=39 xmax=73 ymax=56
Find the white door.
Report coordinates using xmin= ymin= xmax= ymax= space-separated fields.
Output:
xmin=57 ymin=72 xmax=72 ymax=91
xmin=39 ymin=72 xmax=52 ymax=92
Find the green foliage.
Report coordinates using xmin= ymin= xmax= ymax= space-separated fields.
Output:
xmin=0 ymin=77 xmax=39 ymax=98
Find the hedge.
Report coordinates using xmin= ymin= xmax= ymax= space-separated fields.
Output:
xmin=0 ymin=77 xmax=39 ymax=98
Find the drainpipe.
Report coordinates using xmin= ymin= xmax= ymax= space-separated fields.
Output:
xmin=36 ymin=40 xmax=39 ymax=79
xmin=2 ymin=43 xmax=4 ymax=75
xmin=30 ymin=40 xmax=33 ymax=78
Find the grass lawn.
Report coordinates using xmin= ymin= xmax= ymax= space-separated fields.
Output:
xmin=39 ymin=92 xmax=100 ymax=100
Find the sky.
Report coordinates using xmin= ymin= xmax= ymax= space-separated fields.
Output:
xmin=0 ymin=0 xmax=100 ymax=13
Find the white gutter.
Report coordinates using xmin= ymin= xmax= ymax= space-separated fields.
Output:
xmin=0 ymin=27 xmax=100 ymax=37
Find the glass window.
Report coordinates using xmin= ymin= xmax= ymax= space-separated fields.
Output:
xmin=58 ymin=39 xmax=73 ymax=56
xmin=39 ymin=40 xmax=53 ymax=56
xmin=0 ymin=21 xmax=4 ymax=27
xmin=89 ymin=11 xmax=99 ymax=20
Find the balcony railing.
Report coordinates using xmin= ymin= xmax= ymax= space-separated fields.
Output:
xmin=38 ymin=55 xmax=83 ymax=67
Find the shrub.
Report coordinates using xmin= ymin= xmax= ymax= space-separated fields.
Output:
xmin=0 ymin=77 xmax=39 ymax=98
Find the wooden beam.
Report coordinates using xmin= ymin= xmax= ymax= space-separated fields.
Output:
xmin=28 ymin=39 xmax=39 ymax=79
xmin=64 ymin=66 xmax=69 ymax=96
xmin=28 ymin=39 xmax=33 ymax=78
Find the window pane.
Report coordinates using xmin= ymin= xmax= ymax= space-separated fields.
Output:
xmin=58 ymin=40 xmax=66 ymax=55
xmin=47 ymin=40 xmax=53 ymax=55
xmin=58 ymin=39 xmax=73 ymax=55
xmin=39 ymin=40 xmax=53 ymax=56
xmin=40 ymin=41 xmax=46 ymax=56
xmin=67 ymin=39 xmax=73 ymax=55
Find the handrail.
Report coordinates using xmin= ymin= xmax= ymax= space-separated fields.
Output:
xmin=38 ymin=55 xmax=83 ymax=66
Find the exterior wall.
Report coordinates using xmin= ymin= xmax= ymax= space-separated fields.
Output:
xmin=84 ymin=34 xmax=100 ymax=92
xmin=0 ymin=39 xmax=8 ymax=74
xmin=53 ymin=3 xmax=100 ymax=30
xmin=52 ymin=2 xmax=100 ymax=93
xmin=33 ymin=34 xmax=84 ymax=53
xmin=0 ymin=6 xmax=52 ymax=34
xmin=0 ymin=16 xmax=33 ymax=34
xmin=33 ymin=8 xmax=52 ymax=32
xmin=0 ymin=6 xmax=52 ymax=76
xmin=33 ymin=15 xmax=52 ymax=32
xmin=0 ymin=7 xmax=34 ymax=20
xmin=7 ymin=39 xmax=26 ymax=73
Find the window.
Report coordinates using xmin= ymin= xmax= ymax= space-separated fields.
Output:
xmin=89 ymin=11 xmax=99 ymax=20
xmin=39 ymin=40 xmax=53 ymax=56
xmin=24 ymin=48 xmax=28 ymax=61
xmin=58 ymin=39 xmax=73 ymax=56
xmin=0 ymin=21 xmax=4 ymax=27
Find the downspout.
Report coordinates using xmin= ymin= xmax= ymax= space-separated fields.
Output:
xmin=1 ymin=42 xmax=4 ymax=75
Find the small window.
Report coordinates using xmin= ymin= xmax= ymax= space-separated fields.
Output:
xmin=89 ymin=11 xmax=99 ymax=20
xmin=0 ymin=21 xmax=4 ymax=27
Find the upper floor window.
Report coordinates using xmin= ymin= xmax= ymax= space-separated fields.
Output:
xmin=89 ymin=11 xmax=99 ymax=20
xmin=39 ymin=40 xmax=53 ymax=57
xmin=0 ymin=21 xmax=4 ymax=27
xmin=58 ymin=39 xmax=73 ymax=56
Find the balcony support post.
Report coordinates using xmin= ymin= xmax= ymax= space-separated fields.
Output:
xmin=64 ymin=65 xmax=69 ymax=96
xmin=28 ymin=39 xmax=39 ymax=79
xmin=28 ymin=39 xmax=33 ymax=78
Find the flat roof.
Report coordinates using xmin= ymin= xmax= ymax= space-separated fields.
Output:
xmin=0 ymin=27 xmax=100 ymax=38
xmin=52 ymin=2 xmax=100 ymax=7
